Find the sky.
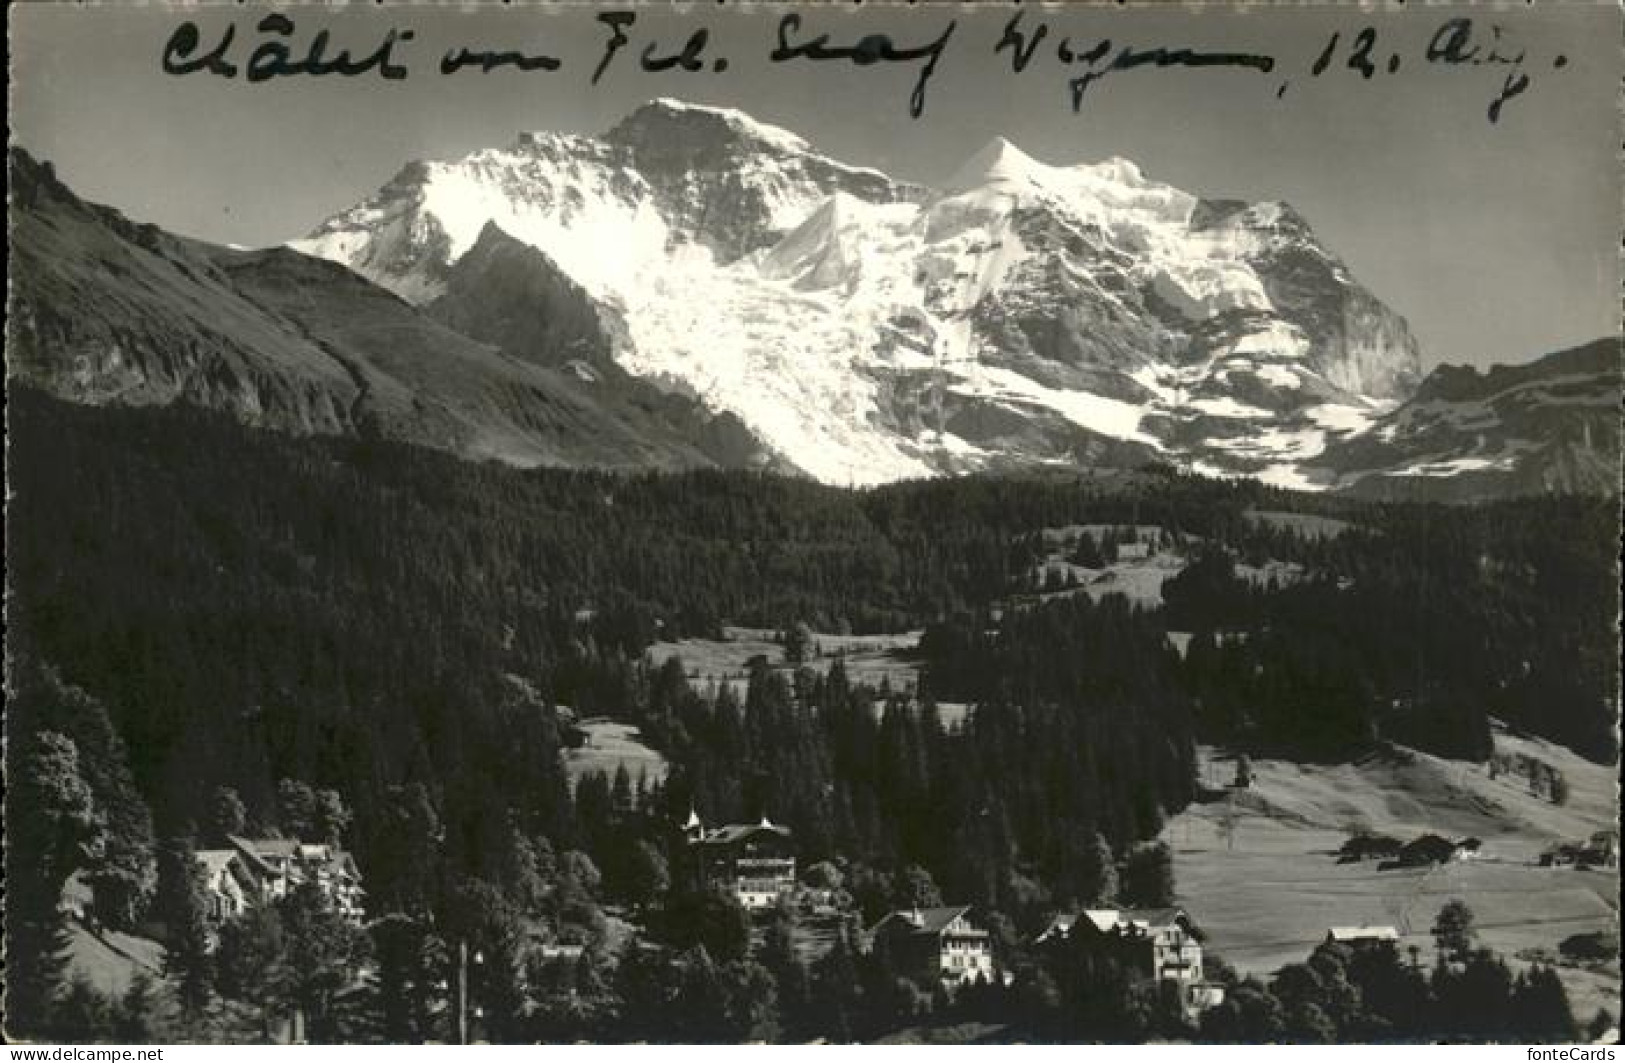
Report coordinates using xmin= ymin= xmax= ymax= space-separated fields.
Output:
xmin=10 ymin=1 xmax=1621 ymax=370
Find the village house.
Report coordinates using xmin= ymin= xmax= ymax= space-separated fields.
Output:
xmin=1326 ymin=926 xmax=1401 ymax=947
xmin=1542 ymin=830 xmax=1619 ymax=869
xmin=684 ymin=813 xmax=797 ymax=910
xmin=1338 ymin=833 xmax=1404 ymax=863
xmin=1541 ymin=844 xmax=1580 ymax=868
xmin=193 ymin=848 xmax=258 ymax=923
xmin=869 ymin=905 xmax=996 ymax=988
xmin=1114 ymin=540 xmax=1152 ymax=562
xmin=1036 ymin=908 xmax=1224 ymax=1015
xmin=195 ymin=836 xmax=366 ymax=926
xmin=1583 ymin=830 xmax=1619 ymax=868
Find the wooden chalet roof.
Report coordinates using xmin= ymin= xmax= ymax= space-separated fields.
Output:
xmin=1327 ymin=926 xmax=1400 ymax=943
xmin=1037 ymin=907 xmax=1191 ymax=942
xmin=691 ymin=821 xmax=792 ymax=846
xmin=870 ymin=905 xmax=981 ymax=938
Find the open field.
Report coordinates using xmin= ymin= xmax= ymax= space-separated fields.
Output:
xmin=647 ymin=626 xmax=924 ymax=695
xmin=1024 ymin=522 xmax=1192 ymax=610
xmin=562 ymin=719 xmax=668 ymax=788
xmin=63 ymin=919 xmax=166 ymax=999
xmin=1076 ymin=554 xmax=1187 ymax=607
xmin=1243 ymin=508 xmax=1355 ymax=540
xmin=1168 ymin=730 xmax=1620 ymax=1021
xmin=645 ymin=628 xmax=975 ymax=727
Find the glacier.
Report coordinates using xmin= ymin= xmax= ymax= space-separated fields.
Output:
xmin=292 ymin=99 xmax=1423 ymax=486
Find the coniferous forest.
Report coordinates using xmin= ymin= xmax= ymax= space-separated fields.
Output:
xmin=5 ymin=387 xmax=1619 ymax=1043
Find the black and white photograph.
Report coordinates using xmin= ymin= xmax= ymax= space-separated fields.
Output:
xmin=5 ymin=0 xmax=1621 ymax=1046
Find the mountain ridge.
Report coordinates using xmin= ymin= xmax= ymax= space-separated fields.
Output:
xmin=9 ymin=100 xmax=1617 ymax=500
xmin=1309 ymin=338 xmax=1621 ymax=500
xmin=6 ymin=147 xmax=772 ymax=472
xmin=293 ymin=98 xmax=1426 ymax=487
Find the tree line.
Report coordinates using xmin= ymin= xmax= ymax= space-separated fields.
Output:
xmin=4 ymin=388 xmax=1616 ymax=1042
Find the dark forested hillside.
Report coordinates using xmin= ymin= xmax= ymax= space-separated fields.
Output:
xmin=6 ymin=388 xmax=1617 ymax=1042
xmin=8 ymin=387 xmax=1617 ymax=834
xmin=3 ymin=389 xmax=1204 ymax=868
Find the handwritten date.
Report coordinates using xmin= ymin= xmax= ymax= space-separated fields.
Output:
xmin=158 ymin=11 xmax=1570 ymax=127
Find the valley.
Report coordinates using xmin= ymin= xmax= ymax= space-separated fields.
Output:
xmin=1169 ymin=733 xmax=1620 ymax=1021
xmin=5 ymin=85 xmax=1618 ymax=1045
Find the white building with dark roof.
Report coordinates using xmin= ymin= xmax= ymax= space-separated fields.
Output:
xmin=196 ymin=836 xmax=366 ymax=926
xmin=685 ymin=814 xmax=796 ymax=909
xmin=1326 ymin=925 xmax=1401 ymax=946
xmin=1036 ymin=906 xmax=1223 ymax=1015
xmin=869 ymin=905 xmax=995 ymax=987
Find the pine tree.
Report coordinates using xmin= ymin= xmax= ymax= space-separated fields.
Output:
xmin=114 ymin=972 xmax=165 ymax=1043
xmin=312 ymin=789 xmax=352 ymax=846
xmin=276 ymin=780 xmax=318 ymax=840
xmin=1431 ymin=900 xmax=1476 ymax=963
xmin=1081 ymin=833 xmax=1119 ymax=906
xmin=1120 ymin=842 xmax=1176 ymax=908
xmin=1511 ymin=965 xmax=1576 ymax=1043
xmin=893 ymin=865 xmax=943 ymax=910
xmin=210 ymin=786 xmax=248 ymax=841
xmin=52 ymin=976 xmax=115 ymax=1042
xmin=368 ymin=913 xmax=448 ymax=1043
xmin=155 ymin=836 xmax=214 ymax=1017
xmin=4 ymin=732 xmax=105 ymax=1035
xmin=276 ymin=883 xmax=368 ymax=1041
xmin=623 ymin=840 xmax=670 ymax=912
xmin=214 ymin=905 xmax=290 ymax=1038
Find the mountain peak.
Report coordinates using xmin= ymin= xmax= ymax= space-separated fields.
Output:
xmin=291 ymin=102 xmax=1427 ymax=487
xmin=1090 ymin=155 xmax=1145 ymax=185
xmin=606 ymin=97 xmax=810 ymax=156
xmin=946 ymin=140 xmax=1156 ymax=199
xmin=947 ymin=135 xmax=1048 ymax=191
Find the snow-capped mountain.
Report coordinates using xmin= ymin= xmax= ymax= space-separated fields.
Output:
xmin=11 ymin=116 xmax=1613 ymax=501
xmin=7 ymin=147 xmax=768 ymax=471
xmin=294 ymin=99 xmax=1423 ymax=487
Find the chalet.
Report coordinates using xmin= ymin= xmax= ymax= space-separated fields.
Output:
xmin=869 ymin=906 xmax=995 ymax=988
xmin=194 ymin=849 xmax=257 ymax=922
xmin=685 ymin=813 xmax=796 ymax=910
xmin=1326 ymin=926 xmax=1401 ymax=947
xmin=233 ymin=837 xmax=366 ymax=922
xmin=1036 ymin=907 xmax=1223 ymax=1015
xmin=1544 ymin=831 xmax=1619 ymax=869
xmin=537 ymin=942 xmax=586 ymax=963
xmin=228 ymin=837 xmax=302 ymax=901
xmin=1115 ymin=541 xmax=1152 ymax=562
xmin=1582 ymin=830 xmax=1619 ymax=868
xmin=296 ymin=843 xmax=366 ymax=923
xmin=1541 ymin=843 xmax=1581 ymax=868
xmin=196 ymin=836 xmax=366 ymax=926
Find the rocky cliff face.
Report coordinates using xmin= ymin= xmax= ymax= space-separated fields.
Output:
xmin=424 ymin=222 xmax=777 ymax=472
xmin=427 ymin=221 xmax=630 ymax=371
xmin=8 ymin=150 xmax=361 ymax=436
xmin=295 ymin=100 xmax=1424 ymax=487
xmin=1308 ymin=340 xmax=1621 ymax=500
xmin=601 ymin=99 xmax=922 ymax=264
xmin=1189 ymin=200 xmax=1421 ymax=402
